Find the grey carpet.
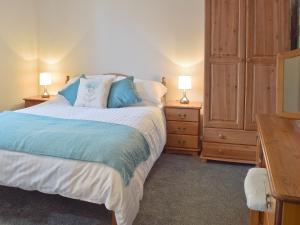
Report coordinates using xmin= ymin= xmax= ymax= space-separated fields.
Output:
xmin=0 ymin=154 xmax=251 ymax=225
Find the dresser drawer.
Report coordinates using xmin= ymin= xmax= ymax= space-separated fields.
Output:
xmin=167 ymin=134 xmax=199 ymax=149
xmin=167 ymin=121 xmax=199 ymax=135
xmin=204 ymin=128 xmax=257 ymax=145
xmin=165 ymin=108 xmax=199 ymax=122
xmin=202 ymin=142 xmax=256 ymax=162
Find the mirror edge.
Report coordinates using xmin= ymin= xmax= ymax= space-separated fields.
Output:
xmin=276 ymin=49 xmax=300 ymax=119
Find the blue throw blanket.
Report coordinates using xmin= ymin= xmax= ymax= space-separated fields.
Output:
xmin=0 ymin=112 xmax=150 ymax=185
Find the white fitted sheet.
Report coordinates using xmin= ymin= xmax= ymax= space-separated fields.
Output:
xmin=0 ymin=96 xmax=166 ymax=225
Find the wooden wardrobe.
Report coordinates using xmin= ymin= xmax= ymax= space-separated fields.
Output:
xmin=201 ymin=0 xmax=291 ymax=164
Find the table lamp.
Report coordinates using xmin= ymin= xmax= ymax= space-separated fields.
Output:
xmin=40 ymin=72 xmax=52 ymax=98
xmin=178 ymin=75 xmax=192 ymax=104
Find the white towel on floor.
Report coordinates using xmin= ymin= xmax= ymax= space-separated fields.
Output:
xmin=244 ymin=168 xmax=267 ymax=212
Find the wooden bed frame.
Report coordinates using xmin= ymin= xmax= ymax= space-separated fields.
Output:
xmin=66 ymin=73 xmax=167 ymax=86
xmin=65 ymin=73 xmax=166 ymax=225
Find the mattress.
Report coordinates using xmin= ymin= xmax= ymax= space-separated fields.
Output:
xmin=0 ymin=96 xmax=166 ymax=225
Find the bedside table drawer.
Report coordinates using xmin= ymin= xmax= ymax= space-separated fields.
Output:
xmin=167 ymin=121 xmax=199 ymax=135
xmin=25 ymin=101 xmax=44 ymax=108
xmin=24 ymin=96 xmax=55 ymax=108
xmin=165 ymin=108 xmax=199 ymax=122
xmin=166 ymin=134 xmax=199 ymax=149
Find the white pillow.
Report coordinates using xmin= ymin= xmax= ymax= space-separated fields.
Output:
xmin=134 ymin=79 xmax=167 ymax=106
xmin=74 ymin=77 xmax=114 ymax=108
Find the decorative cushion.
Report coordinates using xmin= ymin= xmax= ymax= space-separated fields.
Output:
xmin=134 ymin=79 xmax=167 ymax=106
xmin=107 ymin=76 xmax=141 ymax=108
xmin=244 ymin=168 xmax=267 ymax=212
xmin=74 ymin=77 xmax=114 ymax=108
xmin=114 ymin=77 xmax=167 ymax=106
xmin=58 ymin=75 xmax=85 ymax=105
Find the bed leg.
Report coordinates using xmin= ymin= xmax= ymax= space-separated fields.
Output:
xmin=112 ymin=211 xmax=117 ymax=225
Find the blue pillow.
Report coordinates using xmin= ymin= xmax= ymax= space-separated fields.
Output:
xmin=58 ymin=75 xmax=85 ymax=105
xmin=107 ymin=76 xmax=141 ymax=108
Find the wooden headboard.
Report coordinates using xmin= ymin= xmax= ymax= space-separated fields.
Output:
xmin=66 ymin=73 xmax=129 ymax=83
xmin=66 ymin=73 xmax=167 ymax=87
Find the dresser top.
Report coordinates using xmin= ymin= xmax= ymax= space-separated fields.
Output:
xmin=165 ymin=101 xmax=202 ymax=109
xmin=257 ymin=114 xmax=300 ymax=203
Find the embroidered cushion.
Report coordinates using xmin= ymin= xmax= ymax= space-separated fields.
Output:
xmin=74 ymin=77 xmax=114 ymax=108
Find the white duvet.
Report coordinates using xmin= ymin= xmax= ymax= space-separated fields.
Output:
xmin=0 ymin=96 xmax=166 ymax=225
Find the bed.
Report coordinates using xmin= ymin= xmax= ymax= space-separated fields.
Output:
xmin=0 ymin=75 xmax=167 ymax=225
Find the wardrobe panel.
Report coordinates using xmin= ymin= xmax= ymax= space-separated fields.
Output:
xmin=205 ymin=62 xmax=245 ymax=129
xmin=245 ymin=63 xmax=276 ymax=130
xmin=247 ymin=0 xmax=290 ymax=57
xmin=247 ymin=0 xmax=280 ymax=57
xmin=210 ymin=0 xmax=242 ymax=57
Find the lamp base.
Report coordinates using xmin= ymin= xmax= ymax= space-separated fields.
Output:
xmin=180 ymin=91 xmax=190 ymax=104
xmin=41 ymin=93 xmax=50 ymax=98
xmin=41 ymin=86 xmax=50 ymax=98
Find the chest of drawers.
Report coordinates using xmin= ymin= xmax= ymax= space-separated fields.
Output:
xmin=164 ymin=101 xmax=202 ymax=155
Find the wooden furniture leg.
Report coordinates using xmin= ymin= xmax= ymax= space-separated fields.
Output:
xmin=112 ymin=212 xmax=117 ymax=225
xmin=249 ymin=210 xmax=261 ymax=225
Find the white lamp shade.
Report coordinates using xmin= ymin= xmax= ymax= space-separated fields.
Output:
xmin=178 ymin=75 xmax=192 ymax=90
xmin=40 ymin=72 xmax=52 ymax=86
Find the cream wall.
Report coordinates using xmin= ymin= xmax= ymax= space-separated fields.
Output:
xmin=37 ymin=0 xmax=205 ymax=102
xmin=0 ymin=0 xmax=38 ymax=111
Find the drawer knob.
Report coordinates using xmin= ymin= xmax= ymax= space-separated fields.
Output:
xmin=218 ymin=149 xmax=223 ymax=153
xmin=177 ymin=140 xmax=186 ymax=145
xmin=178 ymin=114 xmax=187 ymax=119
xmin=177 ymin=127 xmax=186 ymax=131
xmin=218 ymin=134 xmax=225 ymax=139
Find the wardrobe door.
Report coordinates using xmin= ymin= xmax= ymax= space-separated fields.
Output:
xmin=244 ymin=0 xmax=290 ymax=130
xmin=204 ymin=0 xmax=246 ymax=129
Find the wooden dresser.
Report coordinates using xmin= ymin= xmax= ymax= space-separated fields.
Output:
xmin=202 ymin=0 xmax=291 ymax=164
xmin=165 ymin=101 xmax=202 ymax=156
xmin=257 ymin=114 xmax=300 ymax=225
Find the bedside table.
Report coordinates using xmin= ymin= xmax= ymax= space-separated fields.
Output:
xmin=23 ymin=95 xmax=55 ymax=108
xmin=164 ymin=101 xmax=202 ymax=156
